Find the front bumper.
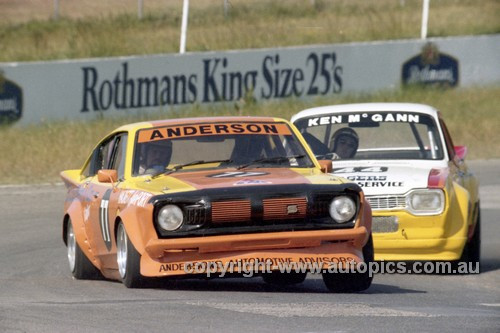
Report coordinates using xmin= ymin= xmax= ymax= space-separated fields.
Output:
xmin=374 ymin=237 xmax=467 ymax=261
xmin=140 ymin=227 xmax=369 ymax=277
xmin=372 ymin=210 xmax=468 ymax=261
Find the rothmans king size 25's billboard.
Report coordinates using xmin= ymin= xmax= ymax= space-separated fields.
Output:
xmin=0 ymin=35 xmax=498 ymax=125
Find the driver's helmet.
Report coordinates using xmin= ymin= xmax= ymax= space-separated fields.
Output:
xmin=329 ymin=127 xmax=359 ymax=158
xmin=142 ymin=140 xmax=173 ymax=174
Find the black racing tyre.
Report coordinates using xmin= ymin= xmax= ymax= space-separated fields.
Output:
xmin=458 ymin=209 xmax=481 ymax=272
xmin=116 ymin=222 xmax=150 ymax=288
xmin=66 ymin=219 xmax=103 ymax=280
xmin=262 ymin=271 xmax=307 ymax=286
xmin=322 ymin=234 xmax=374 ymax=293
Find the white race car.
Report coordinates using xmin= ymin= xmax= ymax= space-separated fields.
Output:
xmin=292 ymin=103 xmax=480 ymax=264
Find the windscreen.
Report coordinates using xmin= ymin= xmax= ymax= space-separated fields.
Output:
xmin=133 ymin=122 xmax=314 ymax=175
xmin=294 ymin=111 xmax=444 ymax=160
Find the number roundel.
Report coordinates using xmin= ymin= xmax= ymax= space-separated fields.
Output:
xmin=99 ymin=189 xmax=113 ymax=251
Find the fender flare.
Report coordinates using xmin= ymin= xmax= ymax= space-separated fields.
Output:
xmin=360 ymin=194 xmax=372 ymax=245
xmin=445 ymin=181 xmax=470 ymax=238
xmin=63 ymin=200 xmax=102 ymax=269
xmin=114 ymin=204 xmax=156 ymax=255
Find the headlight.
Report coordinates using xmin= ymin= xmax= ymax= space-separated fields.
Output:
xmin=329 ymin=196 xmax=356 ymax=223
xmin=157 ymin=205 xmax=184 ymax=231
xmin=407 ymin=189 xmax=444 ymax=215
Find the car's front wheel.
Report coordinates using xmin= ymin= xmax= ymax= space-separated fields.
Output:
xmin=458 ymin=208 xmax=481 ymax=272
xmin=322 ymin=234 xmax=374 ymax=293
xmin=116 ymin=222 xmax=149 ymax=288
xmin=66 ymin=219 xmax=102 ymax=280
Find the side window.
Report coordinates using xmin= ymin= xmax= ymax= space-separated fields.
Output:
xmin=81 ymin=154 xmax=93 ymax=178
xmin=109 ymin=134 xmax=128 ymax=180
xmin=439 ymin=119 xmax=455 ymax=160
xmin=97 ymin=138 xmax=115 ymax=171
xmin=82 ymin=146 xmax=104 ymax=178
xmin=82 ymin=134 xmax=120 ymax=178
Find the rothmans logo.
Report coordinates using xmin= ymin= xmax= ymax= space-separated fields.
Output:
xmin=287 ymin=205 xmax=299 ymax=214
xmin=402 ymin=42 xmax=459 ymax=87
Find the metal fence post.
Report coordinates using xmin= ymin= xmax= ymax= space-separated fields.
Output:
xmin=421 ymin=0 xmax=430 ymax=39
xmin=224 ymin=0 xmax=230 ymax=18
xmin=138 ymin=0 xmax=143 ymax=20
xmin=53 ymin=0 xmax=59 ymax=20
xmin=180 ymin=0 xmax=189 ymax=54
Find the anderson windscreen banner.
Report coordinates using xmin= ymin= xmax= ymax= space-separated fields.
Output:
xmin=0 ymin=34 xmax=499 ymax=125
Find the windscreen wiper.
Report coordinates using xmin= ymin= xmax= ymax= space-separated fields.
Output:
xmin=152 ymin=159 xmax=232 ymax=178
xmin=236 ymin=155 xmax=305 ymax=170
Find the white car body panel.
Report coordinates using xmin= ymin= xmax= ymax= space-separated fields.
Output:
xmin=331 ymin=159 xmax=448 ymax=196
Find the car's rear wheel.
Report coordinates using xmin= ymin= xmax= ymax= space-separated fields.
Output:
xmin=116 ymin=222 xmax=149 ymax=288
xmin=66 ymin=219 xmax=102 ymax=280
xmin=262 ymin=271 xmax=307 ymax=286
xmin=322 ymin=234 xmax=374 ymax=293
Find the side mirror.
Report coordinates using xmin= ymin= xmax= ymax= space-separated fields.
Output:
xmin=318 ymin=160 xmax=332 ymax=173
xmin=98 ymin=169 xmax=118 ymax=183
xmin=454 ymin=145 xmax=468 ymax=160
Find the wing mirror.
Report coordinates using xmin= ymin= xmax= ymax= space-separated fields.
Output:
xmin=98 ymin=169 xmax=118 ymax=183
xmin=318 ymin=160 xmax=332 ymax=173
xmin=454 ymin=145 xmax=468 ymax=161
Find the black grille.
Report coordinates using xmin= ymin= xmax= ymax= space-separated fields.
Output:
xmin=311 ymin=198 xmax=331 ymax=216
xmin=184 ymin=204 xmax=208 ymax=225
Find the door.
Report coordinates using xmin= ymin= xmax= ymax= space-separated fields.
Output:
xmin=84 ymin=133 xmax=128 ymax=267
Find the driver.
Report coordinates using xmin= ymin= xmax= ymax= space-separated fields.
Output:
xmin=329 ymin=128 xmax=359 ymax=159
xmin=139 ymin=140 xmax=173 ymax=175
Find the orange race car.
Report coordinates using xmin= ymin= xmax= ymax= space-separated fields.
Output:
xmin=61 ymin=116 xmax=373 ymax=291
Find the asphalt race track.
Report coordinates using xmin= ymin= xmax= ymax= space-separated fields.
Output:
xmin=0 ymin=160 xmax=498 ymax=332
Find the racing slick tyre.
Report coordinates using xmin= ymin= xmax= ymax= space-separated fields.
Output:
xmin=458 ymin=209 xmax=481 ymax=272
xmin=116 ymin=222 xmax=150 ymax=288
xmin=322 ymin=234 xmax=374 ymax=293
xmin=262 ymin=271 xmax=307 ymax=286
xmin=66 ymin=219 xmax=102 ymax=280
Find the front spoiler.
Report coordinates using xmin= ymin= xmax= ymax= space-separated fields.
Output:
xmin=374 ymin=236 xmax=467 ymax=261
xmin=141 ymin=227 xmax=368 ymax=277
